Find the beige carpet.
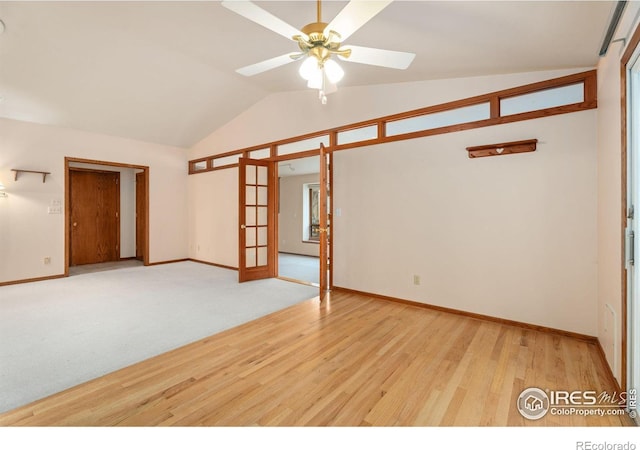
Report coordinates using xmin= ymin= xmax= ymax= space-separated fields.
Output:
xmin=0 ymin=261 xmax=318 ymax=414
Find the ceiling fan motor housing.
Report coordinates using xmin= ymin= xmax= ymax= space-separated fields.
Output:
xmin=294 ymin=22 xmax=351 ymax=65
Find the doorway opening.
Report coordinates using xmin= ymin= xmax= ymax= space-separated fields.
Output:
xmin=236 ymin=149 xmax=333 ymax=297
xmin=277 ymin=156 xmax=321 ymax=286
xmin=65 ymin=158 xmax=149 ymax=276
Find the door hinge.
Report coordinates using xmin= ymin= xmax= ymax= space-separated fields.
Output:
xmin=116 ymin=212 xmax=119 ymax=218
xmin=628 ymin=205 xmax=635 ymax=220
xmin=626 ymin=228 xmax=635 ymax=266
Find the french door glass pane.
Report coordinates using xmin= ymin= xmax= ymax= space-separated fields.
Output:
xmin=257 ymin=166 xmax=268 ymax=185
xmin=257 ymin=247 xmax=267 ymax=266
xmin=245 ymin=186 xmax=256 ymax=205
xmin=245 ymin=247 xmax=256 ymax=268
xmin=246 ymin=165 xmax=256 ymax=184
xmin=246 ymin=207 xmax=256 ymax=226
xmin=246 ymin=227 xmax=256 ymax=247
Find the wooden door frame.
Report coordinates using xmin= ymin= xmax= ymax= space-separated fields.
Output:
xmin=64 ymin=157 xmax=150 ymax=276
xmin=135 ymin=171 xmax=147 ymax=262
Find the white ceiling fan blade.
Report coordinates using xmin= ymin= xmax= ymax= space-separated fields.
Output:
xmin=324 ymin=0 xmax=393 ymax=42
xmin=222 ymin=1 xmax=305 ymax=41
xmin=236 ymin=53 xmax=297 ymax=77
xmin=339 ymin=45 xmax=415 ymax=70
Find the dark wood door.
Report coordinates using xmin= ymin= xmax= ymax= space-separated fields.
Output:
xmin=70 ymin=169 xmax=120 ymax=266
xmin=135 ymin=171 xmax=146 ymax=261
xmin=239 ymin=158 xmax=275 ymax=282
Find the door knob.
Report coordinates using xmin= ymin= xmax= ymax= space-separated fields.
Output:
xmin=240 ymin=224 xmax=246 ymax=229
xmin=73 ymin=222 xmax=77 ymax=227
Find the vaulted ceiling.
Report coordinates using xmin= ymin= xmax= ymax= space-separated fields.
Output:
xmin=0 ymin=1 xmax=615 ymax=148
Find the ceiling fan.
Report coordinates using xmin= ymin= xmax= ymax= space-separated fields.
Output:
xmin=221 ymin=0 xmax=416 ymax=104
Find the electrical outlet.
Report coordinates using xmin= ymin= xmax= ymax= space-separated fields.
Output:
xmin=413 ymin=275 xmax=420 ymax=285
xmin=44 ymin=257 xmax=51 ymax=265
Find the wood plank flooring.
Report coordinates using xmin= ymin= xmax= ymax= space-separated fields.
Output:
xmin=0 ymin=291 xmax=632 ymax=426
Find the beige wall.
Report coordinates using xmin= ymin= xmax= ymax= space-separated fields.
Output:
xmin=597 ymin=47 xmax=624 ymax=385
xmin=333 ymin=111 xmax=597 ymax=335
xmin=190 ymin=69 xmax=592 ymax=160
xmin=188 ymin=167 xmax=238 ymax=267
xmin=279 ymin=173 xmax=320 ymax=257
xmin=188 ymin=67 xmax=598 ymax=335
xmin=0 ymin=118 xmax=188 ymax=283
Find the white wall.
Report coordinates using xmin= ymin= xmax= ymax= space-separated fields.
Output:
xmin=0 ymin=118 xmax=188 ymax=283
xmin=279 ymin=173 xmax=320 ymax=257
xmin=188 ymin=68 xmax=598 ymax=335
xmin=596 ymin=3 xmax=640 ymax=384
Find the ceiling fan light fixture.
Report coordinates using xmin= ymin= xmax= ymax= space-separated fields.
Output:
xmin=299 ymin=56 xmax=320 ymax=81
xmin=307 ymin=72 xmax=323 ymax=90
xmin=324 ymin=59 xmax=344 ymax=84
xmin=225 ymin=0 xmax=415 ymax=106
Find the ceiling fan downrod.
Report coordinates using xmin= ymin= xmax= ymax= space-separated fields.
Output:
xmin=291 ymin=0 xmax=351 ymax=65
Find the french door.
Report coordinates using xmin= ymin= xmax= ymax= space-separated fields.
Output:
xmin=239 ymin=158 xmax=276 ymax=282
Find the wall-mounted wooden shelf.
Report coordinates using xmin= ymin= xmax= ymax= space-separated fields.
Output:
xmin=12 ymin=169 xmax=51 ymax=183
xmin=466 ymin=139 xmax=538 ymax=159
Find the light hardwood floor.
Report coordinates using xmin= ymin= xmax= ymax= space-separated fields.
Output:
xmin=0 ymin=291 xmax=632 ymax=426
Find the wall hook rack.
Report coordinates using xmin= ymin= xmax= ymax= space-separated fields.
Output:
xmin=11 ymin=169 xmax=51 ymax=183
xmin=466 ymin=139 xmax=538 ymax=159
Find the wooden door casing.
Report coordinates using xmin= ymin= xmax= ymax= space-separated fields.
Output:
xmin=135 ymin=171 xmax=146 ymax=261
xmin=70 ymin=169 xmax=120 ymax=266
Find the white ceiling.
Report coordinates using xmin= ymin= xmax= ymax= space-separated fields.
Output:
xmin=0 ymin=1 xmax=615 ymax=148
